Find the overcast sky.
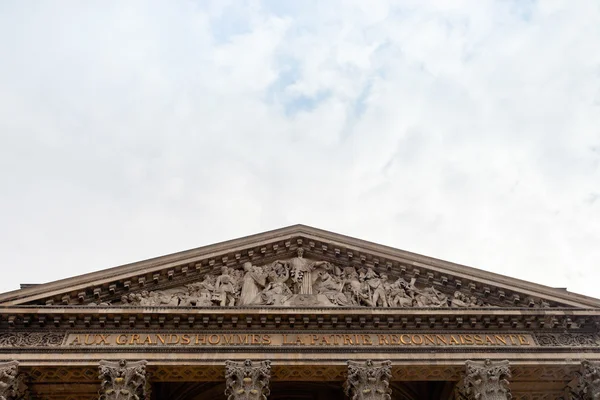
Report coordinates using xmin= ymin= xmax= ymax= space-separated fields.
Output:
xmin=0 ymin=1 xmax=599 ymax=298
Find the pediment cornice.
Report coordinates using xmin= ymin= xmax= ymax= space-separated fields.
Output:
xmin=0 ymin=225 xmax=597 ymax=309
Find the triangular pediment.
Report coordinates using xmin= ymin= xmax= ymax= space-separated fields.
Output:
xmin=0 ymin=225 xmax=598 ymax=309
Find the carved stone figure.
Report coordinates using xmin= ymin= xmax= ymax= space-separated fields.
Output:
xmin=460 ymin=359 xmax=511 ymax=400
xmin=225 ymin=360 xmax=271 ymax=400
xmin=240 ymin=262 xmax=268 ymax=305
xmin=260 ymin=263 xmax=293 ymax=305
xmin=571 ymin=360 xmax=600 ymax=400
xmin=108 ymin=253 xmax=547 ymax=309
xmin=414 ymin=284 xmax=448 ymax=308
xmin=276 ymin=248 xmax=329 ymax=295
xmin=344 ymin=360 xmax=392 ymax=400
xmin=315 ymin=271 xmax=350 ymax=306
xmin=215 ymin=267 xmax=239 ymax=307
xmin=0 ymin=361 xmax=27 ymax=400
xmin=98 ymin=360 xmax=148 ymax=400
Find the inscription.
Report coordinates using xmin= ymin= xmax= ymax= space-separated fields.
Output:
xmin=65 ymin=333 xmax=535 ymax=347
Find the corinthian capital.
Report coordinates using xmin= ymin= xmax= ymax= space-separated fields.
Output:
xmin=98 ymin=360 xmax=148 ymax=400
xmin=571 ymin=360 xmax=600 ymax=400
xmin=344 ymin=360 xmax=392 ymax=400
xmin=0 ymin=361 xmax=27 ymax=400
xmin=225 ymin=360 xmax=271 ymax=400
xmin=460 ymin=359 xmax=511 ymax=400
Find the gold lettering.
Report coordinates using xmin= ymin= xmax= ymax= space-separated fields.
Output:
xmin=435 ymin=335 xmax=447 ymax=345
xmin=195 ymin=335 xmax=206 ymax=345
xmin=518 ymin=335 xmax=530 ymax=345
xmin=378 ymin=335 xmax=389 ymax=345
xmin=237 ymin=334 xmax=248 ymax=345
xmin=363 ymin=335 xmax=373 ymax=345
xmin=449 ymin=335 xmax=460 ymax=345
xmin=390 ymin=335 xmax=399 ymax=345
xmin=463 ymin=334 xmax=474 ymax=345
xmin=262 ymin=335 xmax=272 ymax=345
xmin=310 ymin=335 xmax=319 ymax=345
xmin=222 ymin=335 xmax=234 ymax=345
xmin=157 ymin=334 xmax=167 ymax=345
xmin=343 ymin=335 xmax=353 ymax=345
xmin=411 ymin=335 xmax=423 ymax=345
xmin=116 ymin=334 xmax=128 ymax=345
xmin=508 ymin=335 xmax=518 ymax=345
xmin=84 ymin=334 xmax=95 ymax=345
xmin=129 ymin=334 xmax=141 ymax=345
xmin=400 ymin=334 xmax=411 ymax=345
xmin=208 ymin=334 xmax=220 ymax=345
xmin=168 ymin=334 xmax=180 ymax=344
xmin=474 ymin=335 xmax=484 ymax=345
xmin=69 ymin=335 xmax=81 ymax=346
xmin=142 ymin=335 xmax=154 ymax=345
xmin=485 ymin=335 xmax=495 ymax=345
xmin=97 ymin=334 xmax=110 ymax=345
xmin=494 ymin=335 xmax=507 ymax=345
xmin=295 ymin=335 xmax=304 ymax=345
xmin=320 ymin=335 xmax=331 ymax=345
xmin=458 ymin=335 xmax=465 ymax=345
xmin=181 ymin=334 xmax=191 ymax=345
xmin=282 ymin=334 xmax=291 ymax=345
xmin=424 ymin=335 xmax=435 ymax=345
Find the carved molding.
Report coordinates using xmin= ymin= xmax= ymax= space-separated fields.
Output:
xmin=460 ymin=359 xmax=512 ymax=400
xmin=0 ymin=333 xmax=64 ymax=347
xmin=0 ymin=360 xmax=27 ymax=400
xmin=344 ymin=360 xmax=392 ymax=400
xmin=98 ymin=360 xmax=148 ymax=400
xmin=224 ymin=360 xmax=271 ymax=400
xmin=535 ymin=333 xmax=600 ymax=347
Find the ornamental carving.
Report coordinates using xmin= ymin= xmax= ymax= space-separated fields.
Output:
xmin=224 ymin=360 xmax=271 ymax=400
xmin=98 ymin=360 xmax=148 ymax=400
xmin=535 ymin=333 xmax=600 ymax=347
xmin=0 ymin=361 xmax=27 ymax=400
xmin=571 ymin=360 xmax=600 ymax=400
xmin=344 ymin=360 xmax=392 ymax=400
xmin=460 ymin=359 xmax=512 ymax=400
xmin=0 ymin=333 xmax=64 ymax=347
xmin=116 ymin=249 xmax=507 ymax=308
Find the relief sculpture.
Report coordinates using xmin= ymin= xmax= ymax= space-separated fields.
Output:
xmin=115 ymin=249 xmax=528 ymax=308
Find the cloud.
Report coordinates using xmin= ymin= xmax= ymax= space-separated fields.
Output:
xmin=0 ymin=0 xmax=599 ymax=298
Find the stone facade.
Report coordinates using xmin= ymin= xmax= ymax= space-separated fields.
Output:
xmin=0 ymin=225 xmax=597 ymax=399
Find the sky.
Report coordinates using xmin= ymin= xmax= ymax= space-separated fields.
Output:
xmin=0 ymin=0 xmax=599 ymax=298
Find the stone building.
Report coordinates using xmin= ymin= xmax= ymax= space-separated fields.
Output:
xmin=0 ymin=225 xmax=599 ymax=399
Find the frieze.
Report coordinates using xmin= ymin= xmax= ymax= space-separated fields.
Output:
xmin=535 ymin=333 xmax=600 ymax=347
xmin=64 ymin=332 xmax=536 ymax=348
xmin=0 ymin=333 xmax=65 ymax=347
xmin=110 ymin=249 xmax=538 ymax=309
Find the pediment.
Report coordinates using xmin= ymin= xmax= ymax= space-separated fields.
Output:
xmin=0 ymin=225 xmax=598 ymax=309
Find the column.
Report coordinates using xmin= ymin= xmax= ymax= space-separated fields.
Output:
xmin=570 ymin=360 xmax=600 ymax=399
xmin=98 ymin=360 xmax=150 ymax=400
xmin=225 ymin=359 xmax=272 ymax=400
xmin=0 ymin=360 xmax=27 ymax=400
xmin=459 ymin=359 xmax=511 ymax=400
xmin=344 ymin=360 xmax=392 ymax=400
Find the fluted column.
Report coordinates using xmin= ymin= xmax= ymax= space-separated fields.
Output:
xmin=344 ymin=360 xmax=392 ymax=400
xmin=98 ymin=360 xmax=149 ymax=400
xmin=224 ymin=359 xmax=271 ymax=400
xmin=0 ymin=360 xmax=27 ymax=400
xmin=458 ymin=359 xmax=511 ymax=400
xmin=570 ymin=360 xmax=600 ymax=400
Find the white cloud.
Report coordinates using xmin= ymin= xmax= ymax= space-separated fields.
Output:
xmin=0 ymin=0 xmax=599 ymax=298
